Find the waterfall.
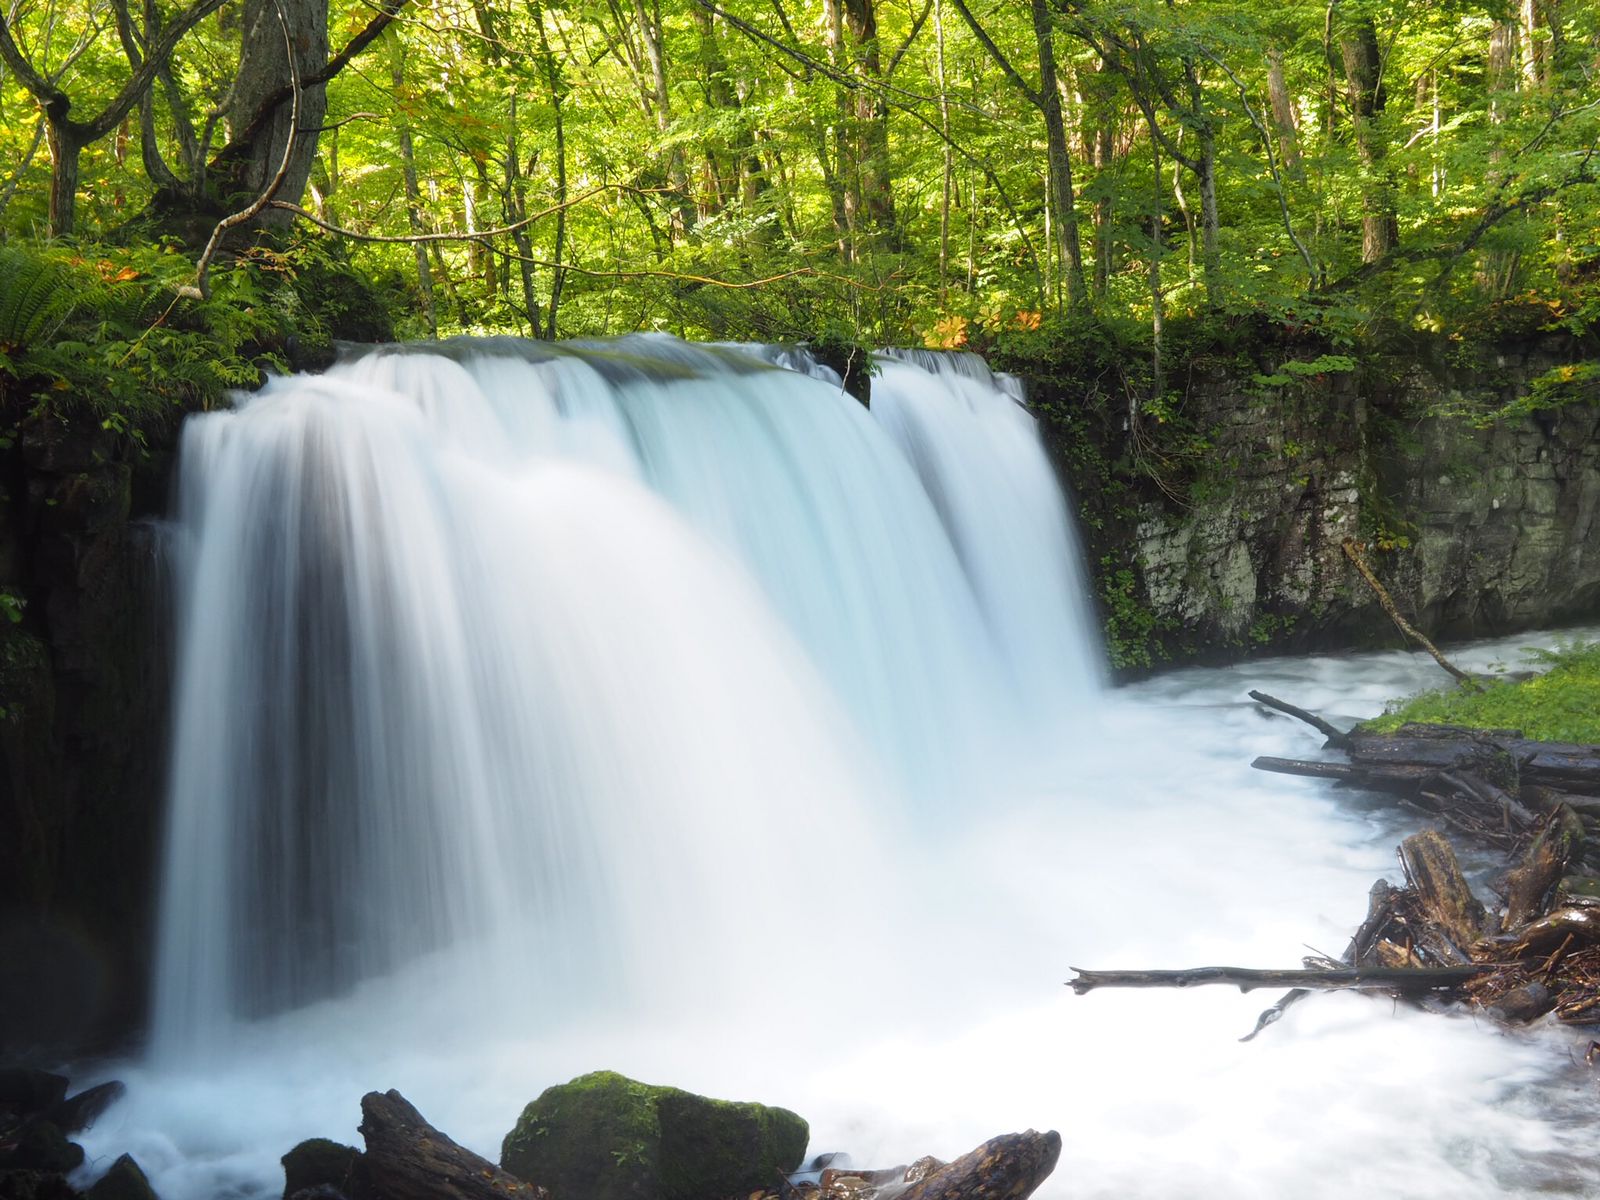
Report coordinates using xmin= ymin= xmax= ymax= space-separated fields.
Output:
xmin=151 ymin=336 xmax=1104 ymax=1055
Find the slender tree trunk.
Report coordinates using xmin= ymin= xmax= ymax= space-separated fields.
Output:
xmin=1091 ymin=60 xmax=1115 ymax=300
xmin=842 ymin=0 xmax=898 ymax=249
xmin=1032 ymin=0 xmax=1085 ymax=306
xmin=633 ymin=0 xmax=691 ymax=241
xmin=1266 ymin=46 xmax=1302 ymax=179
xmin=390 ymin=43 xmax=437 ymax=336
xmin=1147 ymin=114 xmax=1163 ymax=407
xmin=934 ymin=0 xmax=952 ymax=298
xmin=503 ymin=95 xmax=540 ymax=333
xmin=1182 ymin=59 xmax=1221 ymax=302
xmin=1482 ymin=21 xmax=1518 ymax=296
xmin=535 ymin=3 xmax=567 ymax=338
xmin=1339 ymin=16 xmax=1396 ymax=262
xmin=819 ymin=0 xmax=854 ymax=256
xmin=1520 ymin=0 xmax=1542 ymax=86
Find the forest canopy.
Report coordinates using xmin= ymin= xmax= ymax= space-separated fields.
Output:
xmin=0 ymin=0 xmax=1596 ymax=350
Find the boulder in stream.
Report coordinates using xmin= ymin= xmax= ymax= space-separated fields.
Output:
xmin=499 ymin=1070 xmax=809 ymax=1200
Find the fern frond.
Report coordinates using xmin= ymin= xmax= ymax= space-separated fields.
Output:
xmin=0 ymin=246 xmax=89 ymax=352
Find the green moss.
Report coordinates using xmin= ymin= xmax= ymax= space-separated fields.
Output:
xmin=280 ymin=1138 xmax=364 ymax=1200
xmin=1364 ymin=641 xmax=1600 ymax=743
xmin=500 ymin=1071 xmax=808 ymax=1200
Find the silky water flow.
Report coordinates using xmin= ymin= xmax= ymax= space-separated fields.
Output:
xmin=77 ymin=338 xmax=1600 ymax=1199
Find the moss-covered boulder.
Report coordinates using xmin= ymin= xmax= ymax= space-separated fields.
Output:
xmin=499 ymin=1071 xmax=808 ymax=1200
xmin=281 ymin=1138 xmax=365 ymax=1200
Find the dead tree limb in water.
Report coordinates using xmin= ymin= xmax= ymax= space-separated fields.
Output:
xmin=1341 ymin=539 xmax=1476 ymax=686
xmin=1067 ymin=965 xmax=1489 ymax=995
xmin=1240 ymin=878 xmax=1398 ymax=1041
xmin=1248 ymin=690 xmax=1352 ymax=747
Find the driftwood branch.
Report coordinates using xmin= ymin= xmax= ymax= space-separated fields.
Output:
xmin=1341 ymin=539 xmax=1475 ymax=686
xmin=1068 ymin=965 xmax=1488 ymax=995
xmin=1248 ymin=690 xmax=1351 ymax=748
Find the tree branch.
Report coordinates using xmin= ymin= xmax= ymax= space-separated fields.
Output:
xmin=947 ymin=0 xmax=1039 ymax=107
xmin=218 ymin=0 xmax=411 ymax=163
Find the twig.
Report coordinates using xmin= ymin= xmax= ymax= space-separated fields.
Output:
xmin=1341 ymin=539 xmax=1476 ymax=687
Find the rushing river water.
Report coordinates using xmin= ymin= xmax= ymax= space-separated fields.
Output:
xmin=73 ymin=339 xmax=1600 ymax=1199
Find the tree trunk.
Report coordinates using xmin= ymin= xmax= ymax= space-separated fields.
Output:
xmin=45 ymin=118 xmax=83 ymax=236
xmin=1032 ymin=0 xmax=1085 ymax=307
xmin=535 ymin=3 xmax=567 ymax=338
xmin=1338 ymin=17 xmax=1396 ymax=263
xmin=842 ymin=0 xmax=898 ymax=249
xmin=390 ymin=43 xmax=437 ymax=336
xmin=226 ymin=0 xmax=327 ymax=221
xmin=1266 ymin=46 xmax=1302 ymax=179
xmin=633 ymin=0 xmax=692 ymax=241
xmin=1092 ymin=83 xmax=1115 ymax=300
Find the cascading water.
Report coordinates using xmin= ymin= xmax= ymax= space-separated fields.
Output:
xmin=151 ymin=337 xmax=1101 ymax=1054
xmin=88 ymin=338 xmax=1600 ymax=1200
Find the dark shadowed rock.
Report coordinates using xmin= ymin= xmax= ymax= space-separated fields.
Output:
xmin=282 ymin=1139 xmax=364 ymax=1200
xmin=0 ymin=1169 xmax=80 ymax=1200
xmin=0 ymin=1071 xmax=69 ymax=1117
xmin=48 ymin=1083 xmax=125 ymax=1136
xmin=3 ymin=1122 xmax=84 ymax=1173
xmin=84 ymin=1155 xmax=157 ymax=1200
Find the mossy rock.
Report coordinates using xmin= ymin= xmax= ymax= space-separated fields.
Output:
xmin=499 ymin=1071 xmax=807 ymax=1200
xmin=281 ymin=1138 xmax=364 ymax=1200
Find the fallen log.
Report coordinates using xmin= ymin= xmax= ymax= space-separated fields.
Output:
xmin=1067 ymin=965 xmax=1488 ymax=995
xmin=358 ymin=1091 xmax=549 ymax=1200
xmin=1504 ymin=807 xmax=1585 ymax=929
xmin=1399 ymin=830 xmax=1490 ymax=953
xmin=893 ymin=1130 xmax=1061 ymax=1200
xmin=1240 ymin=878 xmax=1399 ymax=1042
xmin=1251 ymin=756 xmax=1431 ymax=791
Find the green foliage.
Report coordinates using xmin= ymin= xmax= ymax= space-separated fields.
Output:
xmin=0 ymin=241 xmax=316 ymax=437
xmin=1251 ymin=354 xmax=1359 ymax=389
xmin=1365 ymin=641 xmax=1600 ymax=743
xmin=1099 ymin=559 xmax=1163 ymax=671
xmin=0 ymin=248 xmax=85 ymax=355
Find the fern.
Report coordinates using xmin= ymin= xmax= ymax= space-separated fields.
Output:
xmin=0 ymin=246 xmax=89 ymax=352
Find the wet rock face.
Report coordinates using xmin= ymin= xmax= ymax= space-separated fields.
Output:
xmin=1393 ymin=400 xmax=1600 ymax=637
xmin=0 ymin=404 xmax=175 ymax=1056
xmin=1068 ymin=334 xmax=1600 ymax=665
xmin=499 ymin=1071 xmax=809 ymax=1200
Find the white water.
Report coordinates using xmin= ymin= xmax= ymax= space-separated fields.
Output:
xmin=79 ymin=340 xmax=1600 ymax=1198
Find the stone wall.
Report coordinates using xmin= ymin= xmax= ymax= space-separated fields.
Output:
xmin=1055 ymin=333 xmax=1600 ymax=667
